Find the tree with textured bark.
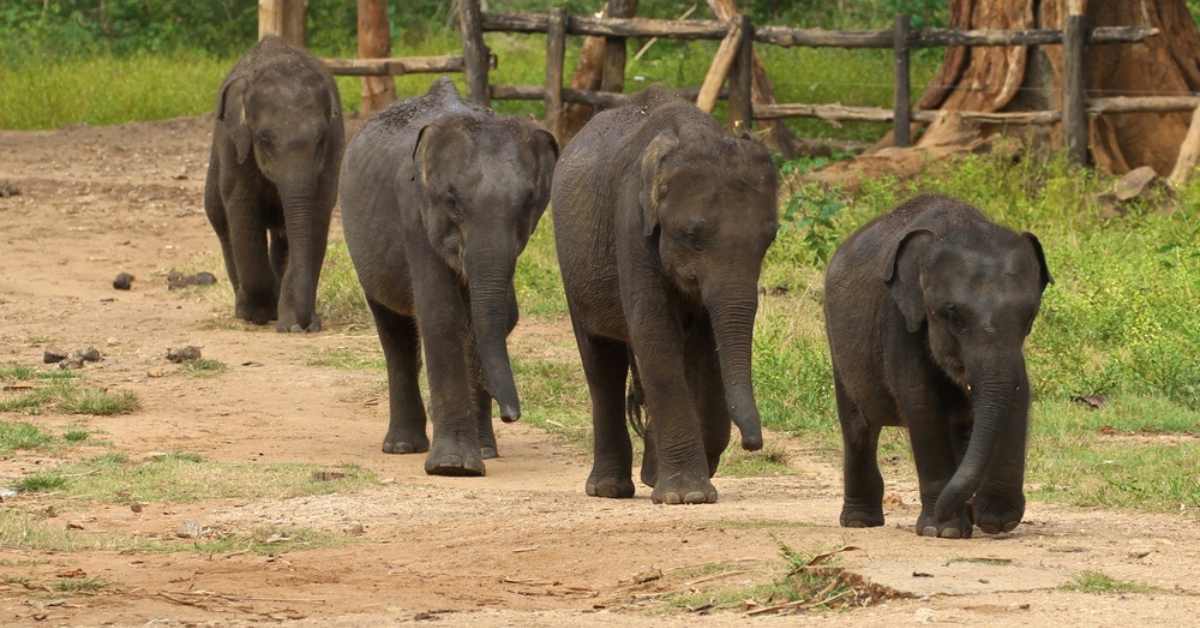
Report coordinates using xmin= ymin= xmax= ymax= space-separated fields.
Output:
xmin=561 ymin=1 xmax=638 ymax=144
xmin=916 ymin=0 xmax=1200 ymax=174
xmin=358 ymin=0 xmax=396 ymax=115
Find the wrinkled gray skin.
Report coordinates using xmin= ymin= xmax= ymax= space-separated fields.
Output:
xmin=824 ymin=195 xmax=1052 ymax=538
xmin=339 ymin=78 xmax=557 ymax=476
xmin=204 ymin=36 xmax=344 ymax=332
xmin=552 ymin=86 xmax=778 ymax=505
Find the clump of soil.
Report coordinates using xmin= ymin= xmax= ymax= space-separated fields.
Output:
xmin=167 ymin=270 xmax=217 ymax=290
xmin=113 ymin=272 xmax=135 ymax=290
xmin=166 ymin=345 xmax=202 ymax=363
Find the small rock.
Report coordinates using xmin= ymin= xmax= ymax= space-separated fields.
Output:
xmin=43 ymin=349 xmax=68 ymax=364
xmin=146 ymin=367 xmax=169 ymax=378
xmin=167 ymin=270 xmax=218 ymax=290
xmin=1114 ymin=166 xmax=1160 ymax=201
xmin=66 ymin=522 xmax=84 ymax=530
xmin=58 ymin=356 xmax=85 ymax=370
xmin=175 ymin=520 xmax=205 ymax=539
xmin=42 ymin=506 xmax=57 ymax=518
xmin=130 ymin=502 xmax=144 ymax=513
xmin=106 ymin=337 xmax=119 ymax=346
xmin=112 ymin=272 xmax=135 ymax=290
xmin=79 ymin=347 xmax=102 ymax=362
xmin=166 ymin=346 xmax=202 ymax=363
xmin=0 ymin=181 xmax=20 ymax=198
xmin=0 ymin=488 xmax=17 ymax=500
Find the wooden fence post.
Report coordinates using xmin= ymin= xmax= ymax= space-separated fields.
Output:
xmin=697 ymin=18 xmax=744 ymax=113
xmin=1064 ymin=6 xmax=1089 ymax=165
xmin=602 ymin=0 xmax=638 ymax=94
xmin=460 ymin=0 xmax=491 ymax=106
xmin=545 ymin=8 xmax=568 ymax=141
xmin=357 ymin=0 xmax=396 ymax=116
xmin=259 ymin=0 xmax=308 ymax=47
xmin=893 ymin=14 xmax=912 ymax=147
xmin=728 ymin=15 xmax=754 ymax=132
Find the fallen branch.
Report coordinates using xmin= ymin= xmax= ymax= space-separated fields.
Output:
xmin=633 ymin=5 xmax=698 ymax=62
xmin=684 ymin=569 xmax=748 ymax=587
xmin=745 ymin=588 xmax=852 ymax=616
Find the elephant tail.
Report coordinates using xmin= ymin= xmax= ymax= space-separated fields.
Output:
xmin=626 ymin=350 xmax=648 ymax=438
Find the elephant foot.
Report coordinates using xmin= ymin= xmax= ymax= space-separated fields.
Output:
xmin=479 ymin=422 xmax=499 ymax=460
xmin=481 ymin=446 xmax=499 ymax=460
xmin=651 ymin=472 xmax=718 ymax=505
xmin=236 ymin=300 xmax=276 ymax=326
xmin=839 ymin=504 xmax=884 ymax=528
xmin=276 ymin=314 xmax=322 ymax=333
xmin=424 ymin=436 xmax=485 ymax=477
xmin=585 ymin=471 xmax=635 ymax=499
xmin=916 ymin=508 xmax=973 ymax=539
xmin=383 ymin=430 xmax=429 ymax=455
xmin=973 ymin=492 xmax=1024 ymax=534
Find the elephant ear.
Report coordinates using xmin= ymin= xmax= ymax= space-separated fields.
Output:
xmin=639 ymin=130 xmax=679 ymax=238
xmin=1021 ymin=231 xmax=1053 ymax=292
xmin=882 ymin=229 xmax=934 ymax=334
xmin=528 ymin=125 xmax=559 ymax=219
xmin=324 ymin=76 xmax=342 ymax=122
xmin=217 ymin=78 xmax=252 ymax=164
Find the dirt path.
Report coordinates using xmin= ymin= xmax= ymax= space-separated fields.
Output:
xmin=1 ymin=118 xmax=1199 ymax=626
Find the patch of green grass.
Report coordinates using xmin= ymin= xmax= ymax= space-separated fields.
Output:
xmin=672 ymin=541 xmax=858 ymax=612
xmin=1064 ymin=570 xmax=1155 ymax=595
xmin=306 ymin=346 xmax=385 ymax=371
xmin=0 ymin=421 xmax=55 ymax=452
xmin=63 ymin=429 xmax=91 ymax=443
xmin=57 ymin=389 xmax=140 ymax=416
xmin=189 ymin=526 xmax=343 ymax=555
xmin=0 ymin=365 xmax=37 ymax=382
xmin=182 ymin=358 xmax=227 ymax=377
xmin=1 ymin=367 xmax=137 ymax=417
xmin=15 ymin=472 xmax=67 ymax=493
xmin=721 ymin=444 xmax=794 ymax=478
xmin=512 ymin=356 xmax=591 ymax=446
xmin=317 ymin=240 xmax=371 ymax=328
xmin=52 ymin=576 xmax=109 ymax=593
xmin=24 ymin=454 xmax=375 ymax=504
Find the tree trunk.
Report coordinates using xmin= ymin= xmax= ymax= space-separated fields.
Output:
xmin=358 ymin=0 xmax=396 ymax=116
xmin=561 ymin=2 xmax=638 ymax=144
xmin=918 ymin=0 xmax=1200 ymax=175
xmin=705 ymin=0 xmax=795 ymax=155
xmin=259 ymin=0 xmax=307 ymax=48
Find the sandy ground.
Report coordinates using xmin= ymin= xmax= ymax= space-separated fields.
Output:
xmin=1 ymin=117 xmax=1199 ymax=626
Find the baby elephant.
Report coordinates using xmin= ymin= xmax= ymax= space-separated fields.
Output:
xmin=204 ymin=36 xmax=344 ymax=332
xmin=339 ymin=78 xmax=557 ymax=476
xmin=552 ymin=86 xmax=779 ymax=505
xmin=824 ymin=195 xmax=1052 ymax=538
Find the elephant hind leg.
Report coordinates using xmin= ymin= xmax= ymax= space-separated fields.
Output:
xmin=836 ymin=374 xmax=885 ymax=528
xmin=576 ymin=326 xmax=634 ymax=499
xmin=369 ymin=299 xmax=430 ymax=455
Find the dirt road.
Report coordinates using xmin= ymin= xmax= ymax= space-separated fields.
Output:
xmin=1 ymin=117 xmax=1198 ymax=626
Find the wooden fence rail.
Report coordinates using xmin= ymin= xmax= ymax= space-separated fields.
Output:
xmin=461 ymin=0 xmax=1170 ymax=165
xmin=321 ymin=54 xmax=495 ymax=77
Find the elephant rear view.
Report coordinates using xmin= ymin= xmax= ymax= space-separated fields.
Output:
xmin=552 ymin=86 xmax=779 ymax=505
xmin=824 ymin=195 xmax=1052 ymax=538
xmin=204 ymin=36 xmax=344 ymax=332
xmin=339 ymin=78 xmax=557 ymax=476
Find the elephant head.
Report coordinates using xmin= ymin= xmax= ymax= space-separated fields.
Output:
xmin=412 ymin=115 xmax=559 ymax=422
xmin=883 ymin=226 xmax=1052 ymax=523
xmin=638 ymin=129 xmax=779 ymax=451
xmin=217 ymin=67 xmax=342 ymax=330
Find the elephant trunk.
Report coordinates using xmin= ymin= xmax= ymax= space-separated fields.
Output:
xmin=934 ymin=354 xmax=1027 ymax=522
xmin=705 ymin=286 xmax=764 ymax=451
xmin=466 ymin=242 xmax=521 ymax=422
xmin=280 ymin=179 xmax=321 ymax=329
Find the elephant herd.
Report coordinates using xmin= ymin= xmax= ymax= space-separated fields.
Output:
xmin=204 ymin=37 xmax=1051 ymax=539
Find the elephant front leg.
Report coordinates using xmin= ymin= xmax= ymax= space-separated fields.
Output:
xmin=227 ymin=197 xmax=277 ymax=325
xmin=907 ymin=410 xmax=973 ymax=539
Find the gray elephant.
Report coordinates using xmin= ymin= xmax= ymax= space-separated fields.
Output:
xmin=824 ymin=195 xmax=1052 ymax=538
xmin=204 ymin=35 xmax=344 ymax=332
xmin=551 ymin=86 xmax=778 ymax=505
xmin=339 ymin=78 xmax=557 ymax=476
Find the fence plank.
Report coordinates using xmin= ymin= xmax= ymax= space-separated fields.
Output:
xmin=483 ymin=12 xmax=727 ymax=39
xmin=728 ymin=15 xmax=754 ymax=132
xmin=1064 ymin=13 xmax=1089 ymax=165
xmin=322 ymin=55 xmax=484 ymax=77
xmin=460 ymin=0 xmax=491 ymax=106
xmin=753 ymin=103 xmax=1062 ymax=125
xmin=493 ymin=84 xmax=717 ymax=108
xmin=893 ymin=14 xmax=912 ymax=147
xmin=1088 ymin=96 xmax=1200 ymax=113
xmin=545 ymin=9 xmax=568 ymax=140
xmin=697 ymin=18 xmax=745 ymax=113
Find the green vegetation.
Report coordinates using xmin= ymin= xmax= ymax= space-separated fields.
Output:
xmin=12 ymin=453 xmax=376 ymax=503
xmin=52 ymin=576 xmax=109 ymax=593
xmin=1 ymin=365 xmax=139 ymax=416
xmin=182 ymin=358 xmax=228 ymax=377
xmin=721 ymin=444 xmax=794 ymax=478
xmin=62 ymin=429 xmax=91 ymax=443
xmin=0 ymin=421 xmax=55 ymax=452
xmin=1064 ymin=570 xmax=1155 ymax=595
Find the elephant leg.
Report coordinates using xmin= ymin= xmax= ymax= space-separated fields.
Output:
xmin=368 ymin=299 xmax=429 ymax=455
xmin=276 ymin=202 xmax=330 ymax=333
xmin=576 ymin=325 xmax=634 ymax=499
xmin=686 ymin=322 xmax=731 ymax=478
xmin=476 ymin=388 xmax=498 ymax=460
xmin=627 ymin=303 xmax=715 ymax=505
xmin=268 ymin=227 xmax=288 ymax=298
xmin=412 ymin=259 xmax=483 ymax=476
xmin=903 ymin=392 xmax=972 ymax=539
xmin=835 ymin=375 xmax=884 ymax=528
xmin=227 ymin=197 xmax=277 ymax=325
xmin=204 ymin=151 xmax=239 ymax=294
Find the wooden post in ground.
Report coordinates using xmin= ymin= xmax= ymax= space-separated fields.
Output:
xmin=259 ymin=0 xmax=308 ymax=47
xmin=357 ymin=0 xmax=395 ymax=116
xmin=696 ymin=18 xmax=744 ymax=113
xmin=544 ymin=8 xmax=568 ymax=141
xmin=1063 ymin=3 xmax=1089 ymax=165
xmin=893 ymin=14 xmax=912 ymax=147
xmin=728 ymin=15 xmax=754 ymax=132
xmin=1169 ymin=106 xmax=1200 ymax=188
xmin=602 ymin=1 xmax=638 ymax=93
xmin=460 ymin=0 xmax=491 ymax=106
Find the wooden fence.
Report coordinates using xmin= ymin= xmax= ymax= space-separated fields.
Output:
xmin=458 ymin=0 xmax=1183 ymax=165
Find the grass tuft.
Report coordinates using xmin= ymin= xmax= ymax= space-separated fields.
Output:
xmin=1065 ymin=571 xmax=1155 ymax=595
